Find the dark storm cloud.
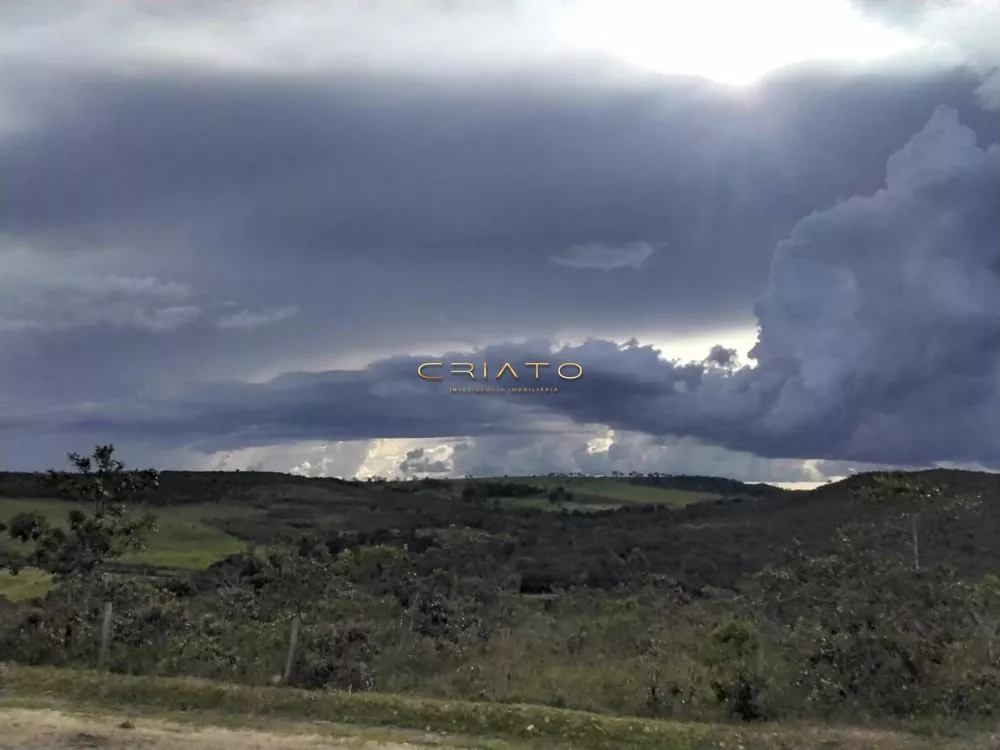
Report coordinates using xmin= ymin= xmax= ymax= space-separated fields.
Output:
xmin=3 ymin=56 xmax=993 ymax=416
xmin=3 ymin=1 xmax=998 ymax=474
xmin=704 ymin=345 xmax=739 ymax=368
xmin=4 ymin=58 xmax=993 ymax=319
xmin=12 ymin=105 xmax=997 ymax=470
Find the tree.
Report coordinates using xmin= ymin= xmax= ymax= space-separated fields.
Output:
xmin=702 ymin=619 xmax=767 ymax=721
xmin=547 ymin=486 xmax=572 ymax=505
xmin=854 ymin=473 xmax=981 ymax=573
xmin=229 ymin=536 xmax=350 ymax=624
xmin=46 ymin=444 xmax=159 ymax=515
xmin=753 ymin=515 xmax=995 ymax=718
xmin=4 ymin=445 xmax=159 ymax=580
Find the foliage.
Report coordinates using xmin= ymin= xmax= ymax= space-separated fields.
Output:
xmin=753 ymin=519 xmax=1000 ymax=719
xmin=548 ymin=485 xmax=573 ymax=504
xmin=702 ymin=619 xmax=766 ymax=721
xmin=3 ymin=458 xmax=1000 ymax=727
xmin=3 ymin=446 xmax=158 ymax=580
xmin=290 ymin=622 xmax=377 ymax=691
xmin=43 ymin=445 xmax=158 ymax=512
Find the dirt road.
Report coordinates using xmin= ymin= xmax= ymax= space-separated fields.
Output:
xmin=0 ymin=708 xmax=464 ymax=750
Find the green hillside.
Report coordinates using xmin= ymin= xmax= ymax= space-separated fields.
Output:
xmin=3 ymin=460 xmax=1000 ymax=739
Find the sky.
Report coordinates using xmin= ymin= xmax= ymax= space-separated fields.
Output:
xmin=1 ymin=0 xmax=998 ymax=484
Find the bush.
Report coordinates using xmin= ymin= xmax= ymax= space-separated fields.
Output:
xmin=702 ymin=619 xmax=766 ymax=721
xmin=290 ymin=623 xmax=377 ymax=691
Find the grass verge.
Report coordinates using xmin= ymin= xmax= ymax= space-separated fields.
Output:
xmin=0 ymin=706 xmax=520 ymax=750
xmin=0 ymin=665 xmax=987 ymax=750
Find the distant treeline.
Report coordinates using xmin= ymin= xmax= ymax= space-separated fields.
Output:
xmin=0 ymin=470 xmax=362 ymax=504
xmin=624 ymin=474 xmax=790 ymax=499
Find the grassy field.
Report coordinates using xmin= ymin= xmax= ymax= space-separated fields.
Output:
xmin=0 ymin=499 xmax=256 ymax=600
xmin=0 ymin=568 xmax=53 ymax=602
xmin=0 ymin=498 xmax=253 ymax=569
xmin=0 ymin=474 xmax=724 ymax=599
xmin=499 ymin=496 xmax=623 ymax=513
xmin=1 ymin=666 xmax=988 ymax=750
xmin=120 ymin=503 xmax=254 ymax=568
xmin=502 ymin=476 xmax=717 ymax=508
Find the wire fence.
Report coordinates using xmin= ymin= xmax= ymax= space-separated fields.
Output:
xmin=0 ymin=593 xmax=516 ymax=698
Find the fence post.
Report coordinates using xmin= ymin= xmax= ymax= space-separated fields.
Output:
xmin=499 ymin=628 xmax=512 ymax=700
xmin=283 ymin=615 xmax=300 ymax=684
xmin=98 ymin=602 xmax=113 ymax=670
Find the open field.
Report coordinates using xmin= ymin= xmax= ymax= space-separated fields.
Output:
xmin=498 ymin=496 xmax=622 ymax=513
xmin=0 ymin=474 xmax=714 ymax=598
xmin=0 ymin=499 xmax=256 ymax=600
xmin=0 ymin=499 xmax=253 ymax=570
xmin=1 ymin=666 xmax=993 ymax=750
xmin=0 ymin=569 xmax=52 ymax=602
xmin=493 ymin=476 xmax=718 ymax=507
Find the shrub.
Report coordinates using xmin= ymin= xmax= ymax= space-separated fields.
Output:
xmin=702 ymin=619 xmax=766 ymax=721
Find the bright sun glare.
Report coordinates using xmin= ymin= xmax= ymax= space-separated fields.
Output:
xmin=566 ymin=0 xmax=923 ymax=86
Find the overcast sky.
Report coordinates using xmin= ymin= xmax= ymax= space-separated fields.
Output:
xmin=1 ymin=0 xmax=998 ymax=483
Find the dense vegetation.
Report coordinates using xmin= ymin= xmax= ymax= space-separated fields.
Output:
xmin=2 ymin=446 xmax=1000 ymax=731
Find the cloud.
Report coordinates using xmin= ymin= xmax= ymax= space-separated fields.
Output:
xmin=850 ymin=0 xmax=937 ymax=25
xmin=0 ymin=303 xmax=202 ymax=334
xmin=126 ymin=305 xmax=203 ymax=333
xmin=214 ymin=306 xmax=300 ymax=331
xmin=196 ymin=431 xmax=847 ymax=485
xmin=0 ymin=1 xmax=565 ymax=77
xmin=3 ymin=30 xmax=989 ymax=392
xmin=0 ymin=251 xmax=202 ymax=333
xmin=703 ymin=345 xmax=739 ymax=369
xmin=922 ymin=1 xmax=1000 ymax=110
xmin=11 ymin=106 xmax=996 ymax=471
xmin=42 ymin=274 xmax=192 ymax=299
xmin=739 ymin=104 xmax=1000 ymax=463
xmin=398 ymin=446 xmax=451 ymax=476
xmin=448 ymin=429 xmax=855 ymax=484
xmin=549 ymin=241 xmax=656 ymax=271
xmin=311 ymin=430 xmax=858 ymax=485
xmin=2 ymin=3 xmax=997 ymax=479
xmin=852 ymin=0 xmax=1000 ymax=110
xmin=0 ymin=248 xmax=300 ymax=335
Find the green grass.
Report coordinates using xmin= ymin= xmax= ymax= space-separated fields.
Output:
xmin=0 ymin=666 xmax=982 ymax=750
xmin=503 ymin=477 xmax=716 ymax=508
xmin=121 ymin=503 xmax=253 ymax=568
xmin=499 ymin=497 xmax=622 ymax=513
xmin=0 ymin=498 xmax=91 ymax=526
xmin=0 ymin=568 xmax=54 ymax=601
xmin=0 ymin=499 xmax=252 ymax=570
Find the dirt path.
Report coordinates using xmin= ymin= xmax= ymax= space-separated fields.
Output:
xmin=0 ymin=708 xmax=462 ymax=750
